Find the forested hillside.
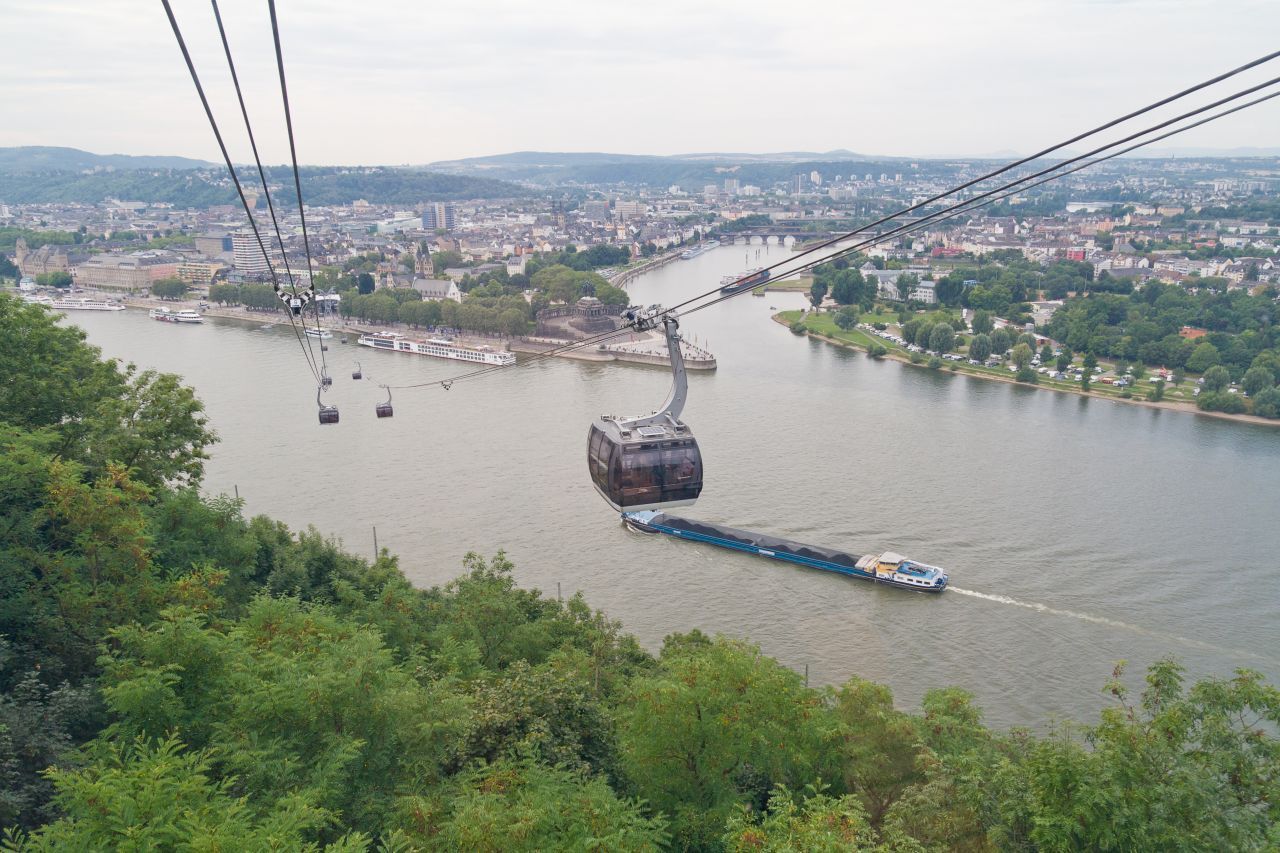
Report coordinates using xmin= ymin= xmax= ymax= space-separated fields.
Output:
xmin=0 ymin=166 xmax=524 ymax=207
xmin=1 ymin=293 xmax=1277 ymax=850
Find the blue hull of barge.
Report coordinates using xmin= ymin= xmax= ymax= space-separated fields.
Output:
xmin=623 ymin=511 xmax=947 ymax=592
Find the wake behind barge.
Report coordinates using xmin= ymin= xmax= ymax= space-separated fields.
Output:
xmin=623 ymin=511 xmax=948 ymax=592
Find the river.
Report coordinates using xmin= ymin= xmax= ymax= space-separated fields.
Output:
xmin=64 ymin=241 xmax=1280 ymax=729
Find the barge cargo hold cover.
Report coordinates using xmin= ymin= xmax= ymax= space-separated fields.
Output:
xmin=623 ymin=511 xmax=948 ymax=592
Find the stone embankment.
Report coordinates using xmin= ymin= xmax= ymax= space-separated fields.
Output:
xmin=118 ymin=292 xmax=717 ymax=371
xmin=607 ymin=251 xmax=682 ymax=288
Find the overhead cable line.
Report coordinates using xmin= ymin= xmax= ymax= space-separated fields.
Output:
xmin=160 ymin=0 xmax=321 ymax=383
xmin=209 ymin=0 xmax=324 ymax=375
xmin=268 ymin=0 xmax=329 ymax=379
xmin=384 ymin=70 xmax=1280 ymax=393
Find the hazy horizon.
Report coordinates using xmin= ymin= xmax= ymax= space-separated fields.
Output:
xmin=4 ymin=0 xmax=1279 ymax=167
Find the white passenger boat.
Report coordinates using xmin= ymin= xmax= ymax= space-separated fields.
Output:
xmin=50 ymin=297 xmax=126 ymax=312
xmin=357 ymin=332 xmax=515 ymax=366
xmin=149 ymin=307 xmax=204 ymax=324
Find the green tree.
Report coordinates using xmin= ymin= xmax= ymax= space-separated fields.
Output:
xmin=1149 ymin=379 xmax=1165 ymax=402
xmin=834 ymin=307 xmax=859 ymax=331
xmin=1186 ymin=341 xmax=1221 ymax=374
xmin=596 ymin=282 xmax=630 ymax=307
xmin=983 ymin=660 xmax=1280 ymax=851
xmin=971 ymin=310 xmax=994 ymax=336
xmin=3 ymin=736 xmax=357 ymax=851
xmin=1252 ymin=386 xmax=1280 ymax=418
xmin=410 ymin=760 xmax=668 ymax=852
xmin=356 ymin=272 xmax=375 ymax=294
xmin=867 ymin=341 xmax=888 ymax=358
xmin=830 ymin=678 xmax=924 ymax=826
xmin=619 ymin=637 xmax=826 ymax=849
xmin=34 ymin=271 xmax=72 ymax=289
xmin=1241 ymin=366 xmax=1275 ymax=397
xmin=894 ymin=273 xmax=918 ymax=302
xmin=1202 ymin=365 xmax=1231 ymax=392
xmin=150 ymin=277 xmax=188 ymax=300
xmin=809 ymin=280 xmax=828 ymax=308
xmin=722 ymin=787 xmax=875 ymax=852
xmin=0 ymin=296 xmax=213 ymax=488
xmin=207 ymin=283 xmax=240 ymax=305
xmin=1039 ymin=344 xmax=1053 ymax=364
xmin=928 ymin=324 xmax=955 ymax=354
xmin=968 ymin=333 xmax=992 ymax=362
xmin=989 ymin=327 xmax=1012 ymax=356
xmin=1056 ymin=349 xmax=1073 ymax=373
xmin=1016 ymin=365 xmax=1038 ymax=383
xmin=0 ymin=651 xmax=99 ymax=830
xmin=431 ymin=250 xmax=464 ymax=275
xmin=1011 ymin=342 xmax=1033 ymax=370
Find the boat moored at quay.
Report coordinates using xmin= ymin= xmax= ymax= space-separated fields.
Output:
xmin=623 ymin=510 xmax=949 ymax=592
xmin=50 ymin=297 xmax=126 ymax=312
xmin=149 ymin=307 xmax=204 ymax=323
xmin=357 ymin=331 xmax=516 ymax=366
xmin=679 ymin=240 xmax=720 ymax=260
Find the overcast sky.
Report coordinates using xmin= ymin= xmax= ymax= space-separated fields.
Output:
xmin=4 ymin=0 xmax=1278 ymax=165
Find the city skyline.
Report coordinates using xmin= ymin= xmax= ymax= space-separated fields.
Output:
xmin=4 ymin=0 xmax=1279 ymax=167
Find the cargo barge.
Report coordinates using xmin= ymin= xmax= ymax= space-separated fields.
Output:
xmin=623 ymin=510 xmax=948 ymax=592
xmin=719 ymin=267 xmax=771 ymax=294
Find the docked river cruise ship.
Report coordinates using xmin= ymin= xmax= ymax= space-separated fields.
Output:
xmin=51 ymin=297 xmax=126 ymax=312
xmin=357 ymin=332 xmax=516 ymax=366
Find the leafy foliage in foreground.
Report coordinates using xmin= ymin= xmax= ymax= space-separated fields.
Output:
xmin=1 ymin=292 xmax=1277 ymax=850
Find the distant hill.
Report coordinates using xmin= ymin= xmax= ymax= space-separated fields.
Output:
xmin=0 ymin=164 xmax=527 ymax=207
xmin=0 ymin=146 xmax=216 ymax=172
xmin=1125 ymin=146 xmax=1280 ymax=158
xmin=425 ymin=150 xmax=927 ymax=188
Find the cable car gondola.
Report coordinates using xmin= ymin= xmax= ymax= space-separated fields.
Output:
xmin=317 ymin=386 xmax=339 ymax=424
xmin=352 ymin=361 xmax=363 ymax=380
xmin=376 ymin=386 xmax=393 ymax=418
xmin=587 ymin=311 xmax=702 ymax=511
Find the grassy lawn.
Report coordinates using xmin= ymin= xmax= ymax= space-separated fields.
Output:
xmin=763 ymin=278 xmax=811 ymax=293
xmin=779 ymin=310 xmax=884 ymax=350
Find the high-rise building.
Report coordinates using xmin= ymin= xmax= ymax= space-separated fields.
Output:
xmin=724 ymin=178 xmax=739 ymax=195
xmin=582 ymin=200 xmax=611 ymax=222
xmin=809 ymin=170 xmax=822 ymax=186
xmin=232 ymin=231 xmax=270 ymax=276
xmin=614 ymin=201 xmax=645 ymax=219
xmin=422 ymin=202 xmax=457 ymax=231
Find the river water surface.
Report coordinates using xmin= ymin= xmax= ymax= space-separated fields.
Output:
xmin=66 ymin=242 xmax=1280 ymax=729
